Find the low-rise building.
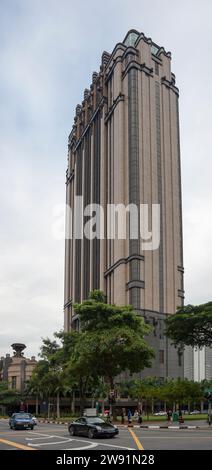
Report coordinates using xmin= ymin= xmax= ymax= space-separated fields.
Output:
xmin=0 ymin=343 xmax=37 ymax=393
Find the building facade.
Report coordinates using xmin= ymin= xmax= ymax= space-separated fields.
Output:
xmin=184 ymin=346 xmax=212 ymax=381
xmin=64 ymin=30 xmax=184 ymax=378
xmin=0 ymin=343 xmax=37 ymax=393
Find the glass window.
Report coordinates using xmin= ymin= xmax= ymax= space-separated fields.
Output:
xmin=155 ymin=62 xmax=159 ymax=76
xmin=86 ymin=417 xmax=105 ymax=424
xmin=151 ymin=45 xmax=160 ymax=56
xmin=11 ymin=376 xmax=17 ymax=389
xmin=178 ymin=351 xmax=183 ymax=367
xmin=159 ymin=350 xmax=164 ymax=364
xmin=124 ymin=32 xmax=139 ymax=47
xmin=14 ymin=413 xmax=30 ymax=419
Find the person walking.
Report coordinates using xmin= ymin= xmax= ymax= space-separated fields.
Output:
xmin=121 ymin=408 xmax=125 ymax=425
xmin=178 ymin=409 xmax=184 ymax=424
xmin=167 ymin=410 xmax=172 ymax=422
xmin=138 ymin=409 xmax=143 ymax=424
xmin=127 ymin=409 xmax=132 ymax=425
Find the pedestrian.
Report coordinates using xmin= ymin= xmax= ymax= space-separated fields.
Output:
xmin=178 ymin=409 xmax=184 ymax=424
xmin=138 ymin=409 xmax=143 ymax=424
xmin=121 ymin=408 xmax=125 ymax=425
xmin=127 ymin=409 xmax=132 ymax=425
xmin=167 ymin=410 xmax=172 ymax=422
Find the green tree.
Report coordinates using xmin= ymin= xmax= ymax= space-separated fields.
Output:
xmin=74 ymin=290 xmax=154 ymax=393
xmin=60 ymin=331 xmax=104 ymax=413
xmin=27 ymin=360 xmax=50 ymax=415
xmin=0 ymin=382 xmax=20 ymax=414
xmin=159 ymin=378 xmax=203 ymax=411
xmin=130 ymin=378 xmax=162 ymax=417
xmin=38 ymin=338 xmax=69 ymax=419
xmin=165 ymin=302 xmax=212 ymax=348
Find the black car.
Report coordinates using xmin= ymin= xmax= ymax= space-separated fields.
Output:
xmin=68 ymin=416 xmax=119 ymax=439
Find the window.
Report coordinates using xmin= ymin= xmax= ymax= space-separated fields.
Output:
xmin=159 ymin=319 xmax=164 ymax=339
xmin=178 ymin=351 xmax=183 ymax=367
xmin=11 ymin=376 xmax=17 ymax=389
xmin=155 ymin=62 xmax=159 ymax=76
xmin=159 ymin=350 xmax=164 ymax=364
xmin=151 ymin=44 xmax=160 ymax=56
xmin=124 ymin=32 xmax=139 ymax=47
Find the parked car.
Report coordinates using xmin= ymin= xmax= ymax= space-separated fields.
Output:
xmin=154 ymin=411 xmax=167 ymax=416
xmin=68 ymin=416 xmax=119 ymax=439
xmin=190 ymin=410 xmax=200 ymax=415
xmin=9 ymin=412 xmax=35 ymax=430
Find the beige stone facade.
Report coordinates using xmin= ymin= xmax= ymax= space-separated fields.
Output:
xmin=64 ymin=30 xmax=184 ymax=378
xmin=0 ymin=344 xmax=37 ymax=393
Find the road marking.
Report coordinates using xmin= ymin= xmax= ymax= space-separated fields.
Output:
xmin=0 ymin=432 xmax=29 ymax=435
xmin=137 ymin=435 xmax=212 ymax=439
xmin=26 ymin=435 xmax=55 ymax=441
xmin=66 ymin=438 xmax=134 ymax=450
xmin=28 ymin=431 xmax=134 ymax=450
xmin=28 ymin=431 xmax=56 ymax=437
xmin=29 ymin=438 xmax=72 ymax=447
xmin=128 ymin=428 xmax=144 ymax=450
xmin=0 ymin=438 xmax=36 ymax=451
xmin=69 ymin=442 xmax=98 ymax=450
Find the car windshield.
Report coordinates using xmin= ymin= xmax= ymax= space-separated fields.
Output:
xmin=14 ymin=413 xmax=31 ymax=419
xmin=86 ymin=417 xmax=105 ymax=424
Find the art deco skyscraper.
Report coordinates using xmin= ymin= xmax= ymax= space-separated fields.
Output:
xmin=64 ymin=30 xmax=184 ymax=377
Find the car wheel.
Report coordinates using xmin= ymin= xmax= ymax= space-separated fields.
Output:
xmin=30 ymin=426 xmax=34 ymax=430
xmin=88 ymin=429 xmax=95 ymax=439
xmin=69 ymin=426 xmax=75 ymax=436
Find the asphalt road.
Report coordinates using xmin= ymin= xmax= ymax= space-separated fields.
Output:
xmin=0 ymin=419 xmax=212 ymax=450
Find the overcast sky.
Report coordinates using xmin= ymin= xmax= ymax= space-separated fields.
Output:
xmin=0 ymin=0 xmax=212 ymax=359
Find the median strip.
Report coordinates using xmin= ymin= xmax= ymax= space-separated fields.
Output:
xmin=128 ymin=428 xmax=144 ymax=450
xmin=0 ymin=438 xmax=36 ymax=450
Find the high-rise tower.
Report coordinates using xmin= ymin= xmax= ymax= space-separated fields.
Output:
xmin=64 ymin=30 xmax=184 ymax=377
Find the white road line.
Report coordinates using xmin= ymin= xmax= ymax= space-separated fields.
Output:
xmin=67 ymin=443 xmax=99 ymax=450
xmin=137 ymin=436 xmax=212 ymax=439
xmin=27 ymin=430 xmax=135 ymax=450
xmin=63 ymin=437 xmax=134 ymax=450
xmin=28 ymin=431 xmax=55 ymax=437
xmin=27 ymin=436 xmax=72 ymax=447
xmin=28 ymin=439 xmax=72 ymax=447
xmin=26 ymin=436 xmax=55 ymax=441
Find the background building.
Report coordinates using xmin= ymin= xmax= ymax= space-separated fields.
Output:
xmin=0 ymin=343 xmax=37 ymax=393
xmin=184 ymin=346 xmax=212 ymax=381
xmin=64 ymin=29 xmax=184 ymax=378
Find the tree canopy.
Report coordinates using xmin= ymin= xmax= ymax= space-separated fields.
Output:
xmin=165 ymin=302 xmax=212 ymax=348
xmin=27 ymin=290 xmax=154 ymax=414
xmin=73 ymin=290 xmax=154 ymax=389
xmin=0 ymin=382 xmax=20 ymax=406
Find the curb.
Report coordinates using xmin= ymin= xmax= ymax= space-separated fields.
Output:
xmin=37 ymin=420 xmax=201 ymax=429
xmin=139 ymin=425 xmax=200 ymax=429
xmin=118 ymin=424 xmax=200 ymax=429
xmin=38 ymin=420 xmax=68 ymax=425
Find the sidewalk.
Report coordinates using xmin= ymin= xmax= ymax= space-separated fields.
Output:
xmin=36 ymin=418 xmax=211 ymax=430
xmin=121 ymin=418 xmax=211 ymax=429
